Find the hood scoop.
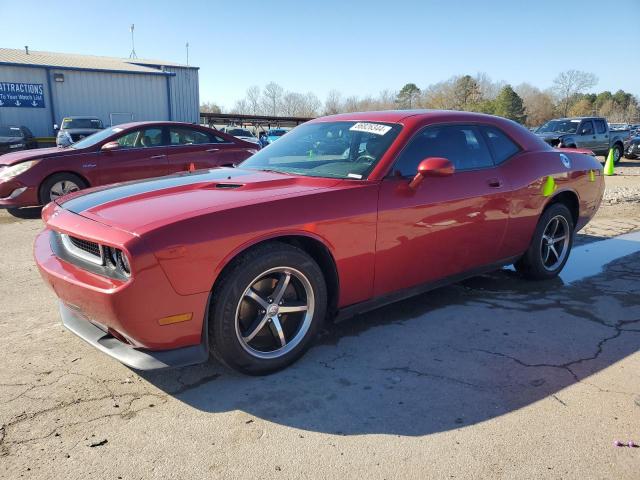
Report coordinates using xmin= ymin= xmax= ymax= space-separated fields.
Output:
xmin=213 ymin=182 xmax=244 ymax=189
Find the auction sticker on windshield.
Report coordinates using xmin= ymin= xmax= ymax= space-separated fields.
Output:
xmin=349 ymin=122 xmax=392 ymax=135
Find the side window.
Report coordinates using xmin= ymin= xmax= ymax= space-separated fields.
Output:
xmin=393 ymin=125 xmax=494 ymax=176
xmin=580 ymin=121 xmax=594 ymax=135
xmin=594 ymin=120 xmax=607 ymax=134
xmin=481 ymin=126 xmax=520 ymax=164
xmin=169 ymin=127 xmax=224 ymax=145
xmin=116 ymin=128 xmax=163 ymax=148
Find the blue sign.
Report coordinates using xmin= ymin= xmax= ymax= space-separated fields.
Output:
xmin=0 ymin=82 xmax=45 ymax=108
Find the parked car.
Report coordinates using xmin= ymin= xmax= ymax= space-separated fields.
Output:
xmin=0 ymin=121 xmax=258 ymax=209
xmin=261 ymin=128 xmax=289 ymax=146
xmin=624 ymin=131 xmax=640 ymax=159
xmin=56 ymin=116 xmax=104 ymax=147
xmin=35 ymin=110 xmax=604 ymax=375
xmin=536 ymin=117 xmax=629 ymax=163
xmin=219 ymin=126 xmax=261 ymax=149
xmin=0 ymin=125 xmax=37 ymax=154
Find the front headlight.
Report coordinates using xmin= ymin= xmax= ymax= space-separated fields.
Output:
xmin=0 ymin=160 xmax=39 ymax=182
xmin=9 ymin=143 xmax=25 ymax=149
xmin=104 ymin=246 xmax=131 ymax=277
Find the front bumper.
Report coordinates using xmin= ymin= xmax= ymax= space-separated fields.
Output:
xmin=60 ymin=301 xmax=208 ymax=370
xmin=0 ymin=181 xmax=39 ymax=208
xmin=34 ymin=225 xmax=211 ymax=369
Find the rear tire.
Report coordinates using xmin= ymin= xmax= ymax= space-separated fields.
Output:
xmin=209 ymin=242 xmax=327 ymax=375
xmin=515 ymin=203 xmax=574 ymax=280
xmin=39 ymin=172 xmax=87 ymax=205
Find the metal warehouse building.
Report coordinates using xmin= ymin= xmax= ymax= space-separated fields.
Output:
xmin=0 ymin=48 xmax=199 ymax=138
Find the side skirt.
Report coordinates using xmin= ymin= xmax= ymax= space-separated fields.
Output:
xmin=334 ymin=256 xmax=521 ymax=323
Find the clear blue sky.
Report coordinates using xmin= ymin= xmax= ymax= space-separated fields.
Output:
xmin=1 ymin=0 xmax=638 ymax=108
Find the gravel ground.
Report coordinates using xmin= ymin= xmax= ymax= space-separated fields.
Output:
xmin=0 ymin=161 xmax=638 ymax=480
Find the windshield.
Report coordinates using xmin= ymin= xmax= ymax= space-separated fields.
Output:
xmin=239 ymin=121 xmax=402 ymax=179
xmin=0 ymin=126 xmax=21 ymax=137
xmin=268 ymin=130 xmax=287 ymax=137
xmin=70 ymin=126 xmax=123 ymax=149
xmin=62 ymin=118 xmax=103 ymax=129
xmin=229 ymin=128 xmax=254 ymax=137
xmin=537 ymin=120 xmax=579 ymax=134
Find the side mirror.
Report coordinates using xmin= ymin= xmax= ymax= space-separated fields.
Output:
xmin=53 ymin=124 xmax=59 ymax=131
xmin=409 ymin=157 xmax=454 ymax=190
xmin=101 ymin=141 xmax=121 ymax=152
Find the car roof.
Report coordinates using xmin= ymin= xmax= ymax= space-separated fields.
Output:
xmin=109 ymin=121 xmax=209 ymax=129
xmin=310 ymin=109 xmax=522 ymax=125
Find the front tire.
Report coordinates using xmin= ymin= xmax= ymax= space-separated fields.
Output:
xmin=209 ymin=242 xmax=327 ymax=375
xmin=515 ymin=203 xmax=574 ymax=280
xmin=39 ymin=172 xmax=87 ymax=205
xmin=612 ymin=143 xmax=623 ymax=164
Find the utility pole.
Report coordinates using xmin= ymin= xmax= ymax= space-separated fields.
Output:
xmin=185 ymin=42 xmax=189 ymax=65
xmin=129 ymin=24 xmax=137 ymax=59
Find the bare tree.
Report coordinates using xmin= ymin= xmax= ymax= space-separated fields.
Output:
xmin=552 ymin=70 xmax=598 ymax=116
xmin=515 ymin=83 xmax=556 ymax=126
xmin=324 ymin=89 xmax=342 ymax=115
xmin=200 ymin=101 xmax=222 ymax=114
xmin=422 ymin=78 xmax=457 ymax=109
xmin=246 ymin=86 xmax=262 ymax=115
xmin=230 ymin=99 xmax=249 ymax=114
xmin=300 ymin=92 xmax=321 ymax=117
xmin=475 ymin=72 xmax=505 ymax=100
xmin=263 ymin=82 xmax=284 ymax=116
xmin=281 ymin=91 xmax=304 ymax=116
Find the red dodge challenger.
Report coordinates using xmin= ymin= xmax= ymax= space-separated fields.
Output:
xmin=0 ymin=121 xmax=257 ymax=210
xmin=34 ymin=110 xmax=604 ymax=374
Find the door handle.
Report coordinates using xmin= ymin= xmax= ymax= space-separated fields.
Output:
xmin=150 ymin=154 xmax=167 ymax=159
xmin=206 ymin=148 xmax=220 ymax=152
xmin=487 ymin=178 xmax=503 ymax=188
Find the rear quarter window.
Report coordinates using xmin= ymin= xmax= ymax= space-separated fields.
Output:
xmin=481 ymin=126 xmax=521 ymax=164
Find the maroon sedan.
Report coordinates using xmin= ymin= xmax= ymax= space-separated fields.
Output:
xmin=0 ymin=121 xmax=258 ymax=210
xmin=35 ymin=110 xmax=604 ymax=375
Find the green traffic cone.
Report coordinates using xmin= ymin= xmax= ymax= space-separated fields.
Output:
xmin=604 ymin=148 xmax=615 ymax=176
xmin=542 ymin=176 xmax=556 ymax=197
xmin=589 ymin=169 xmax=595 ymax=182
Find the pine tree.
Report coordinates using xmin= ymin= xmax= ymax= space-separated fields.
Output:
xmin=493 ymin=85 xmax=527 ymax=123
xmin=396 ymin=83 xmax=421 ymax=109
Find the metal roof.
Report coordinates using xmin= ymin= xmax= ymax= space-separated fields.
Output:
xmin=0 ymin=48 xmax=197 ymax=75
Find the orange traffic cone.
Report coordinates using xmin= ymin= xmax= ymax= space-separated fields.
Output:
xmin=188 ymin=162 xmax=195 ymax=172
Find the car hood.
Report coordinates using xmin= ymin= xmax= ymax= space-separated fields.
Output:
xmin=57 ymin=167 xmax=341 ymax=235
xmin=0 ymin=146 xmax=79 ymax=166
xmin=62 ymin=128 xmax=102 ymax=135
xmin=536 ymin=132 xmax=565 ymax=141
xmin=236 ymin=136 xmax=259 ymax=143
xmin=0 ymin=136 xmax=23 ymax=145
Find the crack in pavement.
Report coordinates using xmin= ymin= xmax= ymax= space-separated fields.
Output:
xmin=381 ymin=366 xmax=486 ymax=390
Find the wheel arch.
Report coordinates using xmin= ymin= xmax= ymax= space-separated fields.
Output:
xmin=211 ymin=232 xmax=340 ymax=320
xmin=543 ymin=189 xmax=579 ymax=229
xmin=38 ymin=170 xmax=91 ymax=204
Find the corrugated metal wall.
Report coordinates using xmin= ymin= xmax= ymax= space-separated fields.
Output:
xmin=0 ymin=66 xmax=54 ymax=137
xmin=50 ymin=69 xmax=169 ymax=128
xmin=0 ymin=64 xmax=200 ymax=137
xmin=165 ymin=67 xmax=199 ymax=123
